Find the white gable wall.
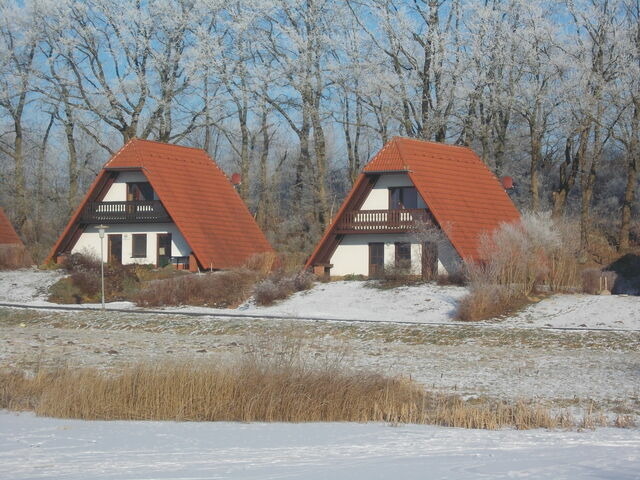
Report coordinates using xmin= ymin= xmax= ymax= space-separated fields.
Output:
xmin=73 ymin=171 xmax=188 ymax=265
xmin=360 ymin=174 xmax=426 ymax=210
xmin=71 ymin=223 xmax=190 ymax=265
xmin=329 ymin=173 xmax=459 ymax=277
xmin=329 ymin=234 xmax=459 ymax=277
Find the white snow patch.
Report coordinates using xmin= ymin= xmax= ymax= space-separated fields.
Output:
xmin=1 ymin=270 xmax=639 ymax=330
xmin=0 ymin=411 xmax=638 ymax=480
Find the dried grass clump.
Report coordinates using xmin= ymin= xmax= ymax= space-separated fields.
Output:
xmin=135 ymin=269 xmax=258 ymax=307
xmin=253 ymin=270 xmax=315 ymax=306
xmin=0 ymin=360 xmax=572 ymax=430
xmin=0 ymin=244 xmax=33 ymax=269
xmin=457 ymin=212 xmax=581 ymax=321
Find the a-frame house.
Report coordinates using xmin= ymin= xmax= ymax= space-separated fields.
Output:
xmin=306 ymin=137 xmax=520 ymax=277
xmin=48 ymin=139 xmax=273 ymax=271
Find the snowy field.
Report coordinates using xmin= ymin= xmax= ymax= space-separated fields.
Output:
xmin=1 ymin=412 xmax=639 ymax=480
xmin=1 ymin=269 xmax=639 ymax=330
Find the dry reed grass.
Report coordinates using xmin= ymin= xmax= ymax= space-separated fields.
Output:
xmin=1 ymin=358 xmax=574 ymax=430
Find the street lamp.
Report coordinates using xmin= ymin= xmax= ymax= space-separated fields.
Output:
xmin=96 ymin=225 xmax=108 ymax=310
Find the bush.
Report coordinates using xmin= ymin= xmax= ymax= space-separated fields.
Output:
xmin=0 ymin=244 xmax=33 ymax=269
xmin=134 ymin=269 xmax=258 ymax=307
xmin=49 ymin=252 xmax=139 ymax=303
xmin=457 ymin=212 xmax=581 ymax=321
xmin=367 ymin=264 xmax=422 ymax=289
xmin=457 ymin=284 xmax=530 ymax=322
xmin=253 ymin=270 xmax=316 ymax=306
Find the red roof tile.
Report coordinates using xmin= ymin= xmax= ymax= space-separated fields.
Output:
xmin=307 ymin=137 xmax=520 ymax=266
xmin=0 ymin=207 xmax=22 ymax=245
xmin=48 ymin=139 xmax=273 ymax=269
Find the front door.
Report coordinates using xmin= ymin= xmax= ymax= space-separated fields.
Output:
xmin=422 ymin=241 xmax=438 ymax=281
xmin=368 ymin=243 xmax=384 ymax=278
xmin=157 ymin=233 xmax=172 ymax=267
xmin=107 ymin=234 xmax=122 ymax=265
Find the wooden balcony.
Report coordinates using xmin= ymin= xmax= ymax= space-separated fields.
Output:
xmin=335 ymin=209 xmax=431 ymax=234
xmin=80 ymin=200 xmax=171 ymax=224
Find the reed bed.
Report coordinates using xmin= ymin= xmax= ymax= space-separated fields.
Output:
xmin=1 ymin=359 xmax=573 ymax=430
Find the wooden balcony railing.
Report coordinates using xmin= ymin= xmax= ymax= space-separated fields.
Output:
xmin=335 ymin=209 xmax=430 ymax=234
xmin=80 ymin=200 xmax=171 ymax=224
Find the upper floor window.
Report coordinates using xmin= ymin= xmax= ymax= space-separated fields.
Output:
xmin=127 ymin=182 xmax=154 ymax=201
xmin=389 ymin=187 xmax=418 ymax=209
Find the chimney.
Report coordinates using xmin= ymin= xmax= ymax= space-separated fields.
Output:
xmin=230 ymin=173 xmax=242 ymax=186
xmin=501 ymin=176 xmax=515 ymax=190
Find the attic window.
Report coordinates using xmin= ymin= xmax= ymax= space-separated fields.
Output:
xmin=389 ymin=187 xmax=418 ymax=209
xmin=127 ymin=182 xmax=154 ymax=201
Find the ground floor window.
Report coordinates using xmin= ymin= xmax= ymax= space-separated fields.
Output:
xmin=132 ymin=234 xmax=147 ymax=258
xmin=395 ymin=242 xmax=411 ymax=269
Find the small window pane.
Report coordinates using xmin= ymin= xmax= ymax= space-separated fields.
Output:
xmin=132 ymin=234 xmax=147 ymax=258
xmin=395 ymin=243 xmax=411 ymax=269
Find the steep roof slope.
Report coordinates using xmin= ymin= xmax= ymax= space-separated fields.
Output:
xmin=307 ymin=137 xmax=520 ymax=266
xmin=49 ymin=139 xmax=273 ymax=269
xmin=0 ymin=207 xmax=23 ymax=245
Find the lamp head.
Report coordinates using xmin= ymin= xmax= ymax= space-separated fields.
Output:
xmin=96 ymin=224 xmax=109 ymax=239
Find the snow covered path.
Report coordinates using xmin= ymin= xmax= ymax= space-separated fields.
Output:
xmin=0 ymin=412 xmax=638 ymax=480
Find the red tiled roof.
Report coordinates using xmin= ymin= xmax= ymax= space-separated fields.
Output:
xmin=48 ymin=139 xmax=273 ymax=269
xmin=307 ymin=137 xmax=520 ymax=266
xmin=0 ymin=207 xmax=22 ymax=245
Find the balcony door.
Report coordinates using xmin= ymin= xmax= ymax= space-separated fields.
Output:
xmin=157 ymin=233 xmax=172 ymax=267
xmin=368 ymin=243 xmax=384 ymax=278
xmin=107 ymin=234 xmax=122 ymax=265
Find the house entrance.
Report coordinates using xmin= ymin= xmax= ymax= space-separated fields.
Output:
xmin=107 ymin=234 xmax=122 ymax=265
xmin=368 ymin=243 xmax=384 ymax=278
xmin=157 ymin=233 xmax=172 ymax=267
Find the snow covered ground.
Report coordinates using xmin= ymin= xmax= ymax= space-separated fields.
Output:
xmin=1 ymin=411 xmax=638 ymax=480
xmin=1 ymin=269 xmax=639 ymax=330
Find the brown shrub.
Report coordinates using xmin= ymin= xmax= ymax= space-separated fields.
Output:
xmin=457 ymin=284 xmax=530 ymax=322
xmin=134 ymin=269 xmax=258 ymax=307
xmin=49 ymin=253 xmax=139 ymax=303
xmin=0 ymin=244 xmax=33 ymax=269
xmin=0 ymin=360 xmax=570 ymax=429
xmin=253 ymin=270 xmax=315 ymax=306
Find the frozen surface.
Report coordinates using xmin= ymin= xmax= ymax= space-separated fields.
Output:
xmin=1 ymin=270 xmax=639 ymax=330
xmin=1 ymin=411 xmax=639 ymax=480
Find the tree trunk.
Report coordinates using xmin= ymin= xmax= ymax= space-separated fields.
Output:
xmin=619 ymin=104 xmax=639 ymax=251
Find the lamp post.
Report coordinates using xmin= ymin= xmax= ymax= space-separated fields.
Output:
xmin=96 ymin=225 xmax=108 ymax=310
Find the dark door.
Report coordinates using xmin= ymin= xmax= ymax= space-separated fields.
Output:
xmin=157 ymin=233 xmax=172 ymax=267
xmin=368 ymin=243 xmax=384 ymax=278
xmin=107 ymin=234 xmax=122 ymax=265
xmin=422 ymin=241 xmax=438 ymax=281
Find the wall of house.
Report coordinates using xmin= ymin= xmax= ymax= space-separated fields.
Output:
xmin=71 ymin=223 xmax=190 ymax=265
xmin=360 ymin=173 xmax=426 ymax=210
xmin=102 ymin=171 xmax=159 ymax=201
xmin=329 ymin=233 xmax=460 ymax=277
